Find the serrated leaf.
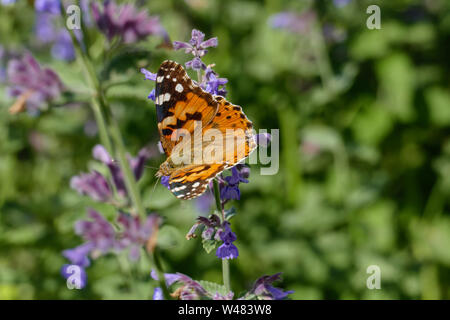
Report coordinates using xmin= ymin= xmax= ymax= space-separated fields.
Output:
xmin=198 ymin=280 xmax=229 ymax=297
xmin=202 ymin=239 xmax=219 ymax=254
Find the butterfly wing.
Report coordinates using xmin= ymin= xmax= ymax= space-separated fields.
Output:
xmin=201 ymin=96 xmax=256 ymax=167
xmin=155 ymin=60 xmax=218 ymax=156
xmin=168 ymin=163 xmax=226 ymax=199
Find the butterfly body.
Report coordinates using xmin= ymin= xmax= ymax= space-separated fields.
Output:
xmin=154 ymin=60 xmax=256 ymax=199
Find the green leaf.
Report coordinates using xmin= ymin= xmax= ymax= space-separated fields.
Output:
xmin=198 ymin=280 xmax=229 ymax=297
xmin=202 ymin=239 xmax=219 ymax=254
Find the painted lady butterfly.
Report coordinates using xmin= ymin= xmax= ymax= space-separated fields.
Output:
xmin=154 ymin=60 xmax=256 ymax=199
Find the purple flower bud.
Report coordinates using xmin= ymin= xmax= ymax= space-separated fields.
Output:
xmin=185 ymin=57 xmax=205 ymax=71
xmin=202 ymin=227 xmax=215 ymax=240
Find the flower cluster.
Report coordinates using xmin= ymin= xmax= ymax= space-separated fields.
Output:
xmin=187 ymin=214 xmax=239 ymax=260
xmin=91 ymin=0 xmax=165 ymax=44
xmin=61 ymin=209 xmax=162 ymax=287
xmin=70 ymin=144 xmax=152 ymax=203
xmin=6 ymin=53 xmax=64 ymax=114
xmin=151 ymin=270 xmax=292 ymax=300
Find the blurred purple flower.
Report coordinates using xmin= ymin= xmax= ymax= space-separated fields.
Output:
xmin=255 ymin=132 xmax=271 ymax=147
xmin=6 ymin=53 xmax=64 ymax=113
xmin=74 ymin=209 xmax=116 ymax=254
xmin=151 ymin=270 xmax=209 ymax=300
xmin=141 ymin=68 xmax=156 ymax=101
xmin=216 ymin=222 xmax=238 ymax=260
xmin=213 ymin=292 xmax=234 ymax=300
xmin=35 ymin=13 xmax=58 ymax=43
xmin=62 ymin=242 xmax=93 ymax=267
xmin=91 ymin=144 xmax=152 ymax=197
xmin=91 ymin=0 xmax=165 ymax=44
xmin=269 ymin=11 xmax=316 ymax=34
xmin=35 ymin=0 xmax=60 ymax=14
xmin=51 ymin=31 xmax=76 ymax=61
xmin=70 ymin=171 xmax=112 ymax=202
xmin=247 ymin=273 xmax=294 ymax=300
xmin=153 ymin=287 xmax=163 ymax=300
xmin=117 ymin=213 xmax=161 ymax=260
xmin=61 ymin=264 xmax=88 ymax=289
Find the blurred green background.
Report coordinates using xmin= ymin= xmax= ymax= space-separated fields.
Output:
xmin=1 ymin=0 xmax=450 ymax=299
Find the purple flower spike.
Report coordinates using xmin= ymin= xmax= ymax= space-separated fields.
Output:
xmin=91 ymin=1 xmax=165 ymax=44
xmin=70 ymin=171 xmax=112 ymax=202
xmin=74 ymin=209 xmax=116 ymax=254
xmin=6 ymin=53 xmax=64 ymax=113
xmin=248 ymin=273 xmax=294 ymax=300
xmin=117 ymin=213 xmax=161 ymax=261
xmin=172 ymin=29 xmax=218 ymax=60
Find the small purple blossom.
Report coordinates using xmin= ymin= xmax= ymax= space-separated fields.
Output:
xmin=90 ymin=144 xmax=152 ymax=198
xmin=153 ymin=287 xmax=163 ymax=300
xmin=6 ymin=53 xmax=64 ymax=113
xmin=195 ymin=191 xmax=214 ymax=214
xmin=160 ymin=176 xmax=170 ymax=189
xmin=216 ymin=222 xmax=239 ymax=260
xmin=247 ymin=273 xmax=294 ymax=300
xmin=141 ymin=68 xmax=156 ymax=101
xmin=333 ymin=0 xmax=351 ymax=8
xmin=220 ymin=166 xmax=249 ymax=202
xmin=255 ymin=133 xmax=272 ymax=147
xmin=91 ymin=0 xmax=165 ymax=44
xmin=116 ymin=213 xmax=161 ymax=260
xmin=204 ymin=67 xmax=227 ymax=96
xmin=74 ymin=209 xmax=116 ymax=254
xmin=62 ymin=242 xmax=93 ymax=268
xmin=51 ymin=31 xmax=76 ymax=61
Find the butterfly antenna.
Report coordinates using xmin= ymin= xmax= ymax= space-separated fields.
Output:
xmin=147 ymin=176 xmax=161 ymax=203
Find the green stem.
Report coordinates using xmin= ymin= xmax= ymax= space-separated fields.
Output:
xmin=212 ymin=179 xmax=231 ymax=292
xmin=62 ymin=5 xmax=169 ymax=298
xmin=151 ymin=248 xmax=172 ymax=300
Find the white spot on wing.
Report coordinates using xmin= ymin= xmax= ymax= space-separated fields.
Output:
xmin=175 ymin=84 xmax=184 ymax=93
